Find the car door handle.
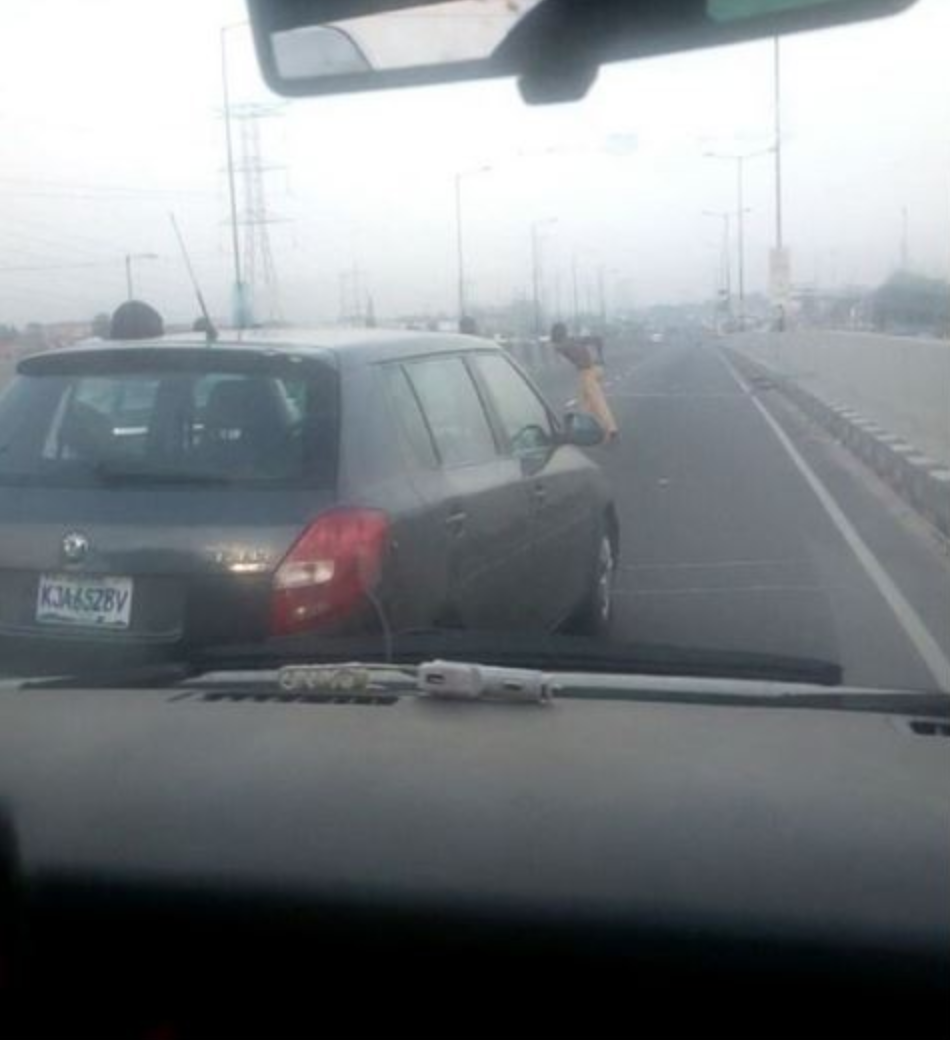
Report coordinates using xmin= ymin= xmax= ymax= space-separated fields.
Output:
xmin=445 ymin=510 xmax=467 ymax=535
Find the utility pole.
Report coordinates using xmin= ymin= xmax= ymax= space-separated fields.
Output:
xmin=233 ymin=102 xmax=286 ymax=325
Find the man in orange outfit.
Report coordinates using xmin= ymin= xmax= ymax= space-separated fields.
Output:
xmin=550 ymin=322 xmax=619 ymax=442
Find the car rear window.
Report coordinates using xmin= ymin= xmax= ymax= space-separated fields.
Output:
xmin=0 ymin=353 xmax=337 ymax=488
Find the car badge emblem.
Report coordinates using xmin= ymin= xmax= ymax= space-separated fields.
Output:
xmin=62 ymin=532 xmax=90 ymax=564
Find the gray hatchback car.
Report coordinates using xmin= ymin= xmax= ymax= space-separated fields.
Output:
xmin=0 ymin=329 xmax=617 ymax=668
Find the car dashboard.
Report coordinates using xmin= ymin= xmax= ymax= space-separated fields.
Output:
xmin=0 ymin=680 xmax=947 ymax=1037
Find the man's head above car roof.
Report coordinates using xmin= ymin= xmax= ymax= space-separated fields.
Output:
xmin=109 ymin=301 xmax=164 ymax=340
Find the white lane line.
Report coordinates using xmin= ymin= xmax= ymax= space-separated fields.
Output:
xmin=614 ymin=585 xmax=829 ymax=597
xmin=621 ymin=558 xmax=800 ymax=572
xmin=607 ymin=392 xmax=740 ymax=400
xmin=718 ymin=349 xmax=950 ymax=691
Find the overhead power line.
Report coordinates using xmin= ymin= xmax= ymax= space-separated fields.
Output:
xmin=0 ymin=175 xmax=216 ymax=198
xmin=0 ymin=260 xmax=123 ymax=273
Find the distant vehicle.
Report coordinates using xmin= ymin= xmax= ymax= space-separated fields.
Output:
xmin=0 ymin=329 xmax=617 ymax=670
xmin=648 ymin=331 xmax=664 ymax=344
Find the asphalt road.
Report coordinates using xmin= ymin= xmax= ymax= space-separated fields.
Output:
xmin=532 ymin=337 xmax=950 ymax=693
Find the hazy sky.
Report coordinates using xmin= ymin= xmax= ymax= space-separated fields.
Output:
xmin=0 ymin=0 xmax=947 ymax=326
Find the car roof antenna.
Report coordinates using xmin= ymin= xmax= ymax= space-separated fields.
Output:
xmin=169 ymin=212 xmax=218 ymax=345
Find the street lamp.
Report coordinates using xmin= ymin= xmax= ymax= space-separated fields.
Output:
xmin=705 ymin=147 xmax=772 ymax=327
xmin=125 ymin=253 xmax=158 ymax=300
xmin=531 ymin=218 xmax=557 ymax=339
xmin=703 ymin=210 xmax=732 ymax=305
xmin=221 ymin=21 xmax=249 ymax=327
xmin=595 ymin=265 xmax=616 ymax=330
xmin=454 ymin=165 xmax=492 ymax=330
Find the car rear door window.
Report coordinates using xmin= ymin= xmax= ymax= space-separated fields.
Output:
xmin=404 ymin=356 xmax=498 ymax=467
xmin=474 ymin=354 xmax=555 ymax=457
xmin=380 ymin=364 xmax=438 ymax=468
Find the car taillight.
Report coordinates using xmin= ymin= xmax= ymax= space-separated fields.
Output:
xmin=271 ymin=509 xmax=390 ymax=636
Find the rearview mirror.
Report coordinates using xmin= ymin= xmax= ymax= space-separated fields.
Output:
xmin=562 ymin=411 xmax=605 ymax=448
xmin=247 ymin=0 xmax=916 ymax=103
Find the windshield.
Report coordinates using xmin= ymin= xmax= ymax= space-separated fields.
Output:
xmin=0 ymin=0 xmax=947 ymax=695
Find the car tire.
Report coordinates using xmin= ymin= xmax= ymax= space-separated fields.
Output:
xmin=567 ymin=523 xmax=617 ymax=637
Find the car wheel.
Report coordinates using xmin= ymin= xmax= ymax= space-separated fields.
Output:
xmin=568 ymin=526 xmax=616 ymax=637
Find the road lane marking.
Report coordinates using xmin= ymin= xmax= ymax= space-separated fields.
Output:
xmin=614 ymin=585 xmax=830 ymax=596
xmin=719 ymin=349 xmax=950 ymax=691
xmin=606 ymin=392 xmax=742 ymax=399
xmin=621 ymin=558 xmax=802 ymax=572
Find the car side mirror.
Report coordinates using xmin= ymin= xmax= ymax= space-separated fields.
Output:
xmin=561 ymin=411 xmax=605 ymax=448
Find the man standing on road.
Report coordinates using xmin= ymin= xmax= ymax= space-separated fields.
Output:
xmin=551 ymin=322 xmax=619 ymax=442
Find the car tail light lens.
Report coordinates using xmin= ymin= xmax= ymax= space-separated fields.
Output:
xmin=271 ymin=509 xmax=390 ymax=636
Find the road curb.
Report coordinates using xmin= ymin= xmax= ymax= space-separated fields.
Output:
xmin=725 ymin=347 xmax=950 ymax=542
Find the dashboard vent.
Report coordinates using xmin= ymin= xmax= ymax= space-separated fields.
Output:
xmin=906 ymin=719 xmax=950 ymax=738
xmin=174 ymin=690 xmax=398 ymax=707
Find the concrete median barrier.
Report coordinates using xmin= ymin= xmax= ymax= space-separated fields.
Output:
xmin=726 ymin=345 xmax=950 ymax=541
xmin=733 ymin=330 xmax=950 ymax=467
xmin=0 ymin=350 xmax=22 ymax=391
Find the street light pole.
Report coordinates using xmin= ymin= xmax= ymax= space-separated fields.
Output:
xmin=737 ymin=156 xmax=746 ymax=323
xmin=774 ymin=37 xmax=784 ymax=254
xmin=530 ymin=218 xmax=557 ymax=339
xmin=221 ymin=23 xmax=246 ymax=326
xmin=454 ymin=165 xmax=491 ymax=330
xmin=572 ymin=253 xmax=580 ymax=331
xmin=706 ymin=147 xmax=772 ymax=328
xmin=125 ymin=253 xmax=158 ymax=301
xmin=531 ymin=224 xmax=542 ymax=339
xmin=455 ymin=173 xmax=465 ymax=326
xmin=597 ymin=265 xmax=607 ymax=330
xmin=703 ymin=211 xmax=731 ymax=306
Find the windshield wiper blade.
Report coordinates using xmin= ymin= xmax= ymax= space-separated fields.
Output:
xmin=18 ymin=662 xmax=199 ymax=690
xmin=195 ymin=632 xmax=845 ymax=688
xmin=9 ymin=632 xmax=842 ymax=690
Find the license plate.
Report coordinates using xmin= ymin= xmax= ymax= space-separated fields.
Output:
xmin=36 ymin=574 xmax=134 ymax=630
